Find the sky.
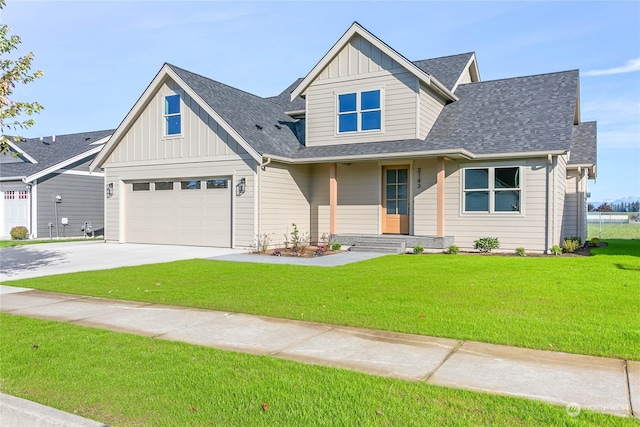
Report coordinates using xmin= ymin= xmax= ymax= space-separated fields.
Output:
xmin=2 ymin=0 xmax=639 ymax=202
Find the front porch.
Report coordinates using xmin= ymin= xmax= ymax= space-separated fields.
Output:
xmin=331 ymin=234 xmax=455 ymax=254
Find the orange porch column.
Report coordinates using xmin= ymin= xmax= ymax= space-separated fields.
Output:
xmin=329 ymin=163 xmax=337 ymax=234
xmin=436 ymin=157 xmax=445 ymax=238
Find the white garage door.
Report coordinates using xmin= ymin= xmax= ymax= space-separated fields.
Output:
xmin=125 ymin=178 xmax=231 ymax=247
xmin=1 ymin=186 xmax=29 ymax=238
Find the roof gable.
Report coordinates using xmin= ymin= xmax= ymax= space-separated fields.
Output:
xmin=290 ymin=22 xmax=456 ymax=103
xmin=1 ymin=130 xmax=113 ymax=180
xmin=412 ymin=52 xmax=479 ymax=92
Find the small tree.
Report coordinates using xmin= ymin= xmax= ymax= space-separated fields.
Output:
xmin=1 ymin=0 xmax=44 ymax=155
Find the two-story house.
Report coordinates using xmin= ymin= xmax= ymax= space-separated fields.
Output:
xmin=91 ymin=22 xmax=596 ymax=253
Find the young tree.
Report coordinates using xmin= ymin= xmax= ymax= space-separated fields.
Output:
xmin=1 ymin=0 xmax=43 ymax=154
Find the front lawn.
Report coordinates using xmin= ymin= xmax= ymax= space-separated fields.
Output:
xmin=4 ymin=239 xmax=639 ymax=360
xmin=1 ymin=314 xmax=634 ymax=427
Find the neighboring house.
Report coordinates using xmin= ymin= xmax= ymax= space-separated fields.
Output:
xmin=91 ymin=22 xmax=596 ymax=253
xmin=0 ymin=130 xmax=113 ymax=239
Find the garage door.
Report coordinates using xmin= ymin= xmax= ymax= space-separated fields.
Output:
xmin=125 ymin=178 xmax=231 ymax=247
xmin=1 ymin=186 xmax=29 ymax=238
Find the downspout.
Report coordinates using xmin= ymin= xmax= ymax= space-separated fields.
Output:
xmin=260 ymin=157 xmax=272 ymax=171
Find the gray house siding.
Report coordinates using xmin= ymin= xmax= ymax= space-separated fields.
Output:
xmin=36 ymin=163 xmax=104 ymax=238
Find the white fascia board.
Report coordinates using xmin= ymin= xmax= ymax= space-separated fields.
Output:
xmin=89 ymin=135 xmax=111 ymax=146
xmin=290 ymin=22 xmax=457 ymax=103
xmin=24 ymin=144 xmax=105 ymax=183
xmin=0 ymin=176 xmax=26 ymax=182
xmin=472 ymin=150 xmax=568 ymax=160
xmin=451 ymin=53 xmax=480 ymax=93
xmin=165 ymin=68 xmax=262 ymax=163
xmin=91 ymin=64 xmax=171 ymax=171
xmin=4 ymin=138 xmax=38 ymax=163
xmin=91 ymin=64 xmax=261 ymax=172
xmin=263 ymin=148 xmax=474 ymax=164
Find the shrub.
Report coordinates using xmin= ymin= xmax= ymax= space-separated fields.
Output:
xmin=448 ymin=245 xmax=460 ymax=254
xmin=413 ymin=245 xmax=424 ymax=255
xmin=589 ymin=237 xmax=600 ymax=247
xmin=550 ymin=245 xmax=562 ymax=256
xmin=315 ymin=247 xmax=325 ymax=256
xmin=515 ymin=247 xmax=527 ymax=257
xmin=330 ymin=242 xmax=342 ymax=251
xmin=272 ymin=249 xmax=282 ymax=257
xmin=564 ymin=236 xmax=582 ymax=246
xmin=562 ymin=238 xmax=580 ymax=253
xmin=474 ymin=237 xmax=500 ymax=253
xmin=10 ymin=226 xmax=28 ymax=240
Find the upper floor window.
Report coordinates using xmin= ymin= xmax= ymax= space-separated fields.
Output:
xmin=337 ymin=89 xmax=381 ymax=133
xmin=165 ymin=94 xmax=181 ymax=136
xmin=464 ymin=167 xmax=521 ymax=213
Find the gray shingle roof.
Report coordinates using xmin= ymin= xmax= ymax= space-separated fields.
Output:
xmin=412 ymin=53 xmax=475 ymax=91
xmin=168 ymin=64 xmax=303 ymax=157
xmin=569 ymin=122 xmax=597 ymax=165
xmin=266 ymin=78 xmax=306 ymax=112
xmin=1 ymin=129 xmax=114 ymax=179
xmin=424 ymin=70 xmax=579 ymax=155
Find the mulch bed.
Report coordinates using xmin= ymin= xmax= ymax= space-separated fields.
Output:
xmin=254 ymin=246 xmax=345 ymax=258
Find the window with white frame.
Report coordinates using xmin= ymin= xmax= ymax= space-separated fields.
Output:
xmin=464 ymin=167 xmax=521 ymax=213
xmin=164 ymin=94 xmax=181 ymax=136
xmin=337 ymin=89 xmax=381 ymax=133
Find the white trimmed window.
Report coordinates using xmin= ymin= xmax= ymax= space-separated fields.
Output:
xmin=164 ymin=94 xmax=181 ymax=136
xmin=337 ymin=89 xmax=381 ymax=133
xmin=464 ymin=167 xmax=521 ymax=213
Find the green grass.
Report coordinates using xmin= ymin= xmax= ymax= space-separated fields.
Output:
xmin=0 ymin=238 xmax=103 ymax=248
xmin=2 ymin=314 xmax=635 ymax=427
xmin=4 ymin=240 xmax=639 ymax=360
xmin=588 ymin=222 xmax=640 ymax=240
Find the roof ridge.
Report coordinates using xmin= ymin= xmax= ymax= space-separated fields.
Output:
xmin=167 ymin=63 xmax=272 ymax=104
xmin=460 ymin=69 xmax=578 ymax=86
xmin=412 ymin=52 xmax=475 ymax=63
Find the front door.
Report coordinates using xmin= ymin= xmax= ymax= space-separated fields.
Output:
xmin=382 ymin=166 xmax=409 ymax=234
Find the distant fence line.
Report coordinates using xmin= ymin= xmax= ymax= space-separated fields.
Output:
xmin=587 ymin=212 xmax=631 ymax=224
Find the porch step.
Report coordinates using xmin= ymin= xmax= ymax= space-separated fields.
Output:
xmin=349 ymin=237 xmax=406 ymax=254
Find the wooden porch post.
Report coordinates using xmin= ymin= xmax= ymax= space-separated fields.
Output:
xmin=329 ymin=163 xmax=337 ymax=234
xmin=436 ymin=157 xmax=445 ymax=238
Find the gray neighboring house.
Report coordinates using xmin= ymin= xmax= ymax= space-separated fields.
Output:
xmin=91 ymin=22 xmax=597 ymax=252
xmin=0 ymin=130 xmax=113 ymax=239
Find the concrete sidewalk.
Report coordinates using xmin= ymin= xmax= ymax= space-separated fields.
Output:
xmin=1 ymin=285 xmax=637 ymax=423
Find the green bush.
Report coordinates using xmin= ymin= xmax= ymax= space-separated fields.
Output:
xmin=589 ymin=237 xmax=600 ymax=247
xmin=564 ymin=236 xmax=582 ymax=246
xmin=10 ymin=226 xmax=28 ymax=240
xmin=474 ymin=237 xmax=500 ymax=253
xmin=448 ymin=245 xmax=460 ymax=254
xmin=515 ymin=247 xmax=527 ymax=257
xmin=550 ymin=245 xmax=562 ymax=256
xmin=413 ymin=245 xmax=424 ymax=255
xmin=330 ymin=242 xmax=342 ymax=251
xmin=562 ymin=238 xmax=580 ymax=253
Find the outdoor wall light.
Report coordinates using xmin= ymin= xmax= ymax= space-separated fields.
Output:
xmin=236 ymin=178 xmax=246 ymax=196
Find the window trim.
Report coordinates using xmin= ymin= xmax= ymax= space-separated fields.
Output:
xmin=164 ymin=94 xmax=181 ymax=137
xmin=335 ymin=89 xmax=383 ymax=135
xmin=462 ymin=166 xmax=523 ymax=214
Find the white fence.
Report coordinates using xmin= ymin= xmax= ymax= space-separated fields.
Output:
xmin=587 ymin=212 xmax=631 ymax=223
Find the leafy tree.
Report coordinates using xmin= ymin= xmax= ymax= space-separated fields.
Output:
xmin=597 ymin=203 xmax=613 ymax=212
xmin=1 ymin=0 xmax=43 ymax=155
xmin=587 ymin=203 xmax=595 ymax=212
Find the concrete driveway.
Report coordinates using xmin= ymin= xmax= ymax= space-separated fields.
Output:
xmin=0 ymin=241 xmax=244 ymax=282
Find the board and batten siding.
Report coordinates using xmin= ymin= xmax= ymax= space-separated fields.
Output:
xmin=304 ymin=34 xmax=421 ymax=147
xmin=101 ymin=76 xmax=257 ymax=248
xmin=434 ymin=158 xmax=550 ymax=252
xmin=107 ymin=79 xmax=247 ymax=164
xmin=259 ymin=163 xmax=311 ymax=246
xmin=36 ymin=166 xmax=104 ymax=238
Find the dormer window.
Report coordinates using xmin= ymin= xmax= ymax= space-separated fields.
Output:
xmin=337 ymin=89 xmax=381 ymax=133
xmin=165 ymin=94 xmax=181 ymax=136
